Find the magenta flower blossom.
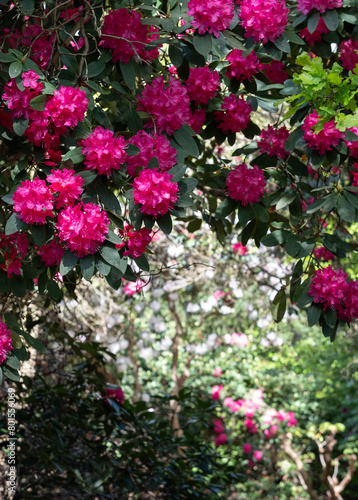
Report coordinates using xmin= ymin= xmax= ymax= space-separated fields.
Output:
xmin=13 ymin=178 xmax=54 ymax=225
xmin=124 ymin=279 xmax=146 ymax=296
xmin=257 ymin=125 xmax=289 ymax=160
xmin=214 ymin=433 xmax=228 ymax=447
xmin=137 ymin=76 xmax=191 ymax=135
xmin=259 ymin=60 xmax=288 ymax=84
xmin=101 ymin=8 xmax=159 ymax=64
xmin=214 ymin=94 xmax=252 ymax=134
xmin=45 ymin=86 xmax=88 ymax=132
xmin=297 ymin=0 xmax=342 ymax=15
xmin=187 ymin=108 xmax=206 ymax=134
xmin=56 ymin=203 xmax=110 ymax=258
xmin=213 ymin=419 xmax=225 ymax=434
xmin=126 ymin=131 xmax=177 ymax=177
xmin=313 ymin=246 xmax=335 ymax=262
xmin=226 ymin=163 xmax=266 ymax=206
xmin=81 ymin=127 xmax=127 ymax=176
xmin=105 ymin=387 xmax=125 ymax=404
xmin=253 ymin=450 xmax=263 ymax=461
xmin=124 ymin=226 xmax=152 ymax=259
xmin=185 ymin=66 xmax=220 ymax=104
xmin=0 ymin=320 xmax=13 ymax=365
xmin=188 ymin=0 xmax=234 ymax=38
xmin=302 ymin=111 xmax=344 ymax=155
xmin=212 ymin=384 xmax=224 ymax=400
xmin=226 ymin=49 xmax=259 ymax=82
xmin=239 ymin=0 xmax=289 ymax=44
xmin=47 ymin=169 xmax=84 ymax=208
xmin=339 ymin=39 xmax=358 ymax=72
xmin=308 ymin=265 xmax=348 ymax=311
xmin=345 ymin=127 xmax=358 ymax=159
xmin=300 ymin=17 xmax=329 ymax=45
xmin=38 ymin=239 xmax=65 ymax=267
xmin=133 ymin=168 xmax=179 ymax=218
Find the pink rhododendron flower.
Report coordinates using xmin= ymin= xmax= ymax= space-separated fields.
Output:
xmin=126 ymin=131 xmax=176 ymax=177
xmin=340 ymin=281 xmax=358 ymax=323
xmin=185 ymin=66 xmax=220 ymax=104
xmin=133 ymin=168 xmax=179 ymax=218
xmin=0 ymin=245 xmax=21 ymax=278
xmin=214 ymin=433 xmax=228 ymax=446
xmin=245 ymin=418 xmax=258 ymax=433
xmin=297 ymin=0 xmax=342 ymax=15
xmin=105 ymin=387 xmax=125 ymax=404
xmin=300 ymin=17 xmax=329 ymax=45
xmin=38 ymin=239 xmax=65 ymax=267
xmin=239 ymin=0 xmax=289 ymax=44
xmin=214 ymin=94 xmax=252 ymax=134
xmin=212 ymin=367 xmax=223 ymax=378
xmin=212 ymin=385 xmax=224 ymax=400
xmin=16 ymin=233 xmax=28 ymax=258
xmin=187 ymin=108 xmax=206 ymax=134
xmin=313 ymin=246 xmax=335 ymax=262
xmin=344 ymin=128 xmax=358 ymax=159
xmin=308 ymin=265 xmax=348 ymax=311
xmin=286 ymin=411 xmax=297 ymax=427
xmin=224 ymin=397 xmax=242 ymax=412
xmin=213 ymin=419 xmax=225 ymax=434
xmin=56 ymin=203 xmax=109 ymax=258
xmin=253 ymin=450 xmax=263 ymax=461
xmin=47 ymin=168 xmax=84 ymax=208
xmin=243 ymin=443 xmax=252 ymax=454
xmin=213 ymin=290 xmax=226 ymax=301
xmin=259 ymin=60 xmax=288 ymax=84
xmin=22 ymin=23 xmax=55 ymax=69
xmin=0 ymin=320 xmax=13 ymax=364
xmin=124 ymin=226 xmax=152 ymax=259
xmin=231 ymin=333 xmax=249 ymax=346
xmin=262 ymin=408 xmax=277 ymax=425
xmin=257 ymin=125 xmax=289 ymax=160
xmin=101 ymin=8 xmax=159 ymax=64
xmin=226 ymin=49 xmax=259 ymax=82
xmin=22 ymin=70 xmax=43 ymax=91
xmin=137 ymin=76 xmax=191 ymax=135
xmin=232 ymin=242 xmax=248 ymax=255
xmin=270 ymin=424 xmax=279 ymax=436
xmin=13 ymin=178 xmax=54 ymax=225
xmin=226 ymin=163 xmax=266 ymax=206
xmin=124 ymin=279 xmax=146 ymax=296
xmin=339 ymin=39 xmax=358 ymax=72
xmin=188 ymin=0 xmax=234 ymax=37
xmin=302 ymin=111 xmax=344 ymax=155
xmin=81 ymin=127 xmax=127 ymax=176
xmin=45 ymin=86 xmax=88 ymax=132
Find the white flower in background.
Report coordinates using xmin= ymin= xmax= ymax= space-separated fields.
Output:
xmin=257 ymin=317 xmax=271 ymax=328
xmin=195 ymin=343 xmax=208 ymax=355
xmin=134 ymin=303 xmax=144 ymax=313
xmin=138 ymin=347 xmax=154 ymax=361
xmin=205 ymin=269 xmax=215 ymax=279
xmin=266 ymin=331 xmax=277 ymax=342
xmin=141 ymin=393 xmax=150 ymax=402
xmin=187 ymin=302 xmax=200 ymax=313
xmin=207 ymin=333 xmax=218 ymax=345
xmin=141 ymin=332 xmax=153 ymax=343
xmin=152 ymin=288 xmax=165 ymax=298
xmin=219 ymin=305 xmax=232 ymax=315
xmin=150 ymin=315 xmax=166 ymax=333
xmin=260 ymin=338 xmax=270 ymax=347
xmin=150 ymin=300 xmax=161 ymax=313
xmin=159 ymin=337 xmax=173 ymax=350
xmin=167 ymin=244 xmax=184 ymax=258
xmin=224 ymin=333 xmax=232 ymax=344
xmin=275 ymin=337 xmax=284 ymax=346
xmin=116 ymin=356 xmax=132 ymax=372
xmin=168 ymin=292 xmax=178 ymax=301
xmin=186 ymin=344 xmax=195 ymax=353
xmin=106 ymin=313 xmax=122 ymax=328
xmin=200 ymin=295 xmax=217 ymax=312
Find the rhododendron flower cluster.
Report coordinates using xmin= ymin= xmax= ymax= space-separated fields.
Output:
xmin=313 ymin=246 xmax=335 ymax=262
xmin=226 ymin=49 xmax=259 ymax=82
xmin=133 ymin=169 xmax=179 ymax=218
xmin=81 ymin=127 xmax=127 ymax=176
xmin=187 ymin=0 xmax=234 ymax=37
xmin=45 ymin=86 xmax=88 ymax=132
xmin=297 ymin=0 xmax=342 ymax=15
xmin=137 ymin=76 xmax=191 ymax=135
xmin=212 ymin=367 xmax=223 ymax=378
xmin=214 ymin=432 xmax=228 ymax=447
xmin=188 ymin=108 xmax=206 ymax=134
xmin=345 ymin=128 xmax=358 ymax=159
xmin=213 ymin=419 xmax=225 ymax=434
xmin=47 ymin=169 xmax=84 ymax=208
xmin=232 ymin=242 xmax=248 ymax=255
xmin=22 ymin=23 xmax=55 ymax=69
xmin=56 ymin=203 xmax=110 ymax=258
xmin=259 ymin=60 xmax=288 ymax=84
xmin=123 ymin=279 xmax=146 ymax=296
xmin=214 ymin=94 xmax=252 ymax=134
xmin=212 ymin=385 xmax=224 ymax=400
xmin=257 ymin=125 xmax=289 ymax=160
xmin=0 ymin=232 xmax=28 ymax=278
xmin=101 ymin=8 xmax=159 ymax=64
xmin=126 ymin=131 xmax=177 ymax=177
xmin=185 ymin=67 xmax=220 ymax=104
xmin=339 ymin=39 xmax=358 ymax=72
xmin=239 ymin=0 xmax=289 ymax=44
xmin=231 ymin=333 xmax=249 ymax=346
xmin=0 ymin=320 xmax=13 ymax=365
xmin=243 ymin=443 xmax=252 ymax=454
xmin=13 ymin=178 xmax=54 ymax=225
xmin=118 ymin=224 xmax=152 ymax=259
xmin=105 ymin=387 xmax=125 ymax=404
xmin=302 ymin=111 xmax=344 ymax=155
xmin=3 ymin=70 xmax=43 ymax=119
xmin=38 ymin=239 xmax=65 ymax=267
xmin=300 ymin=17 xmax=329 ymax=45
xmin=226 ymin=163 xmax=266 ymax=206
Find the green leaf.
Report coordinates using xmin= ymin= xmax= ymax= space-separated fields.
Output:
xmin=215 ymin=198 xmax=237 ymax=219
xmin=78 ymin=171 xmax=97 ymax=186
xmin=337 ymin=195 xmax=355 ymax=222
xmin=98 ymin=186 xmax=121 ymax=216
xmin=193 ymin=33 xmax=212 ymax=56
xmin=157 ymin=212 xmax=172 ymax=234
xmin=343 ymin=190 xmax=358 ymax=210
xmin=13 ymin=117 xmax=29 ymax=136
xmin=5 ymin=213 xmax=26 ymax=235
xmin=0 ymin=52 xmax=16 ymax=63
xmin=271 ymin=289 xmax=286 ymax=323
xmin=29 ymin=94 xmax=48 ymax=111
xmin=31 ymin=224 xmax=47 ymax=246
xmin=261 ymin=230 xmax=290 ymax=247
xmin=47 ymin=280 xmax=62 ymax=301
xmin=99 ymin=244 xmax=124 ymax=270
xmin=241 ymin=220 xmax=256 ymax=246
xmin=105 ymin=230 xmax=123 ymax=245
xmin=135 ymin=254 xmax=150 ymax=272
xmin=5 ymin=353 xmax=21 ymax=370
xmin=176 ymin=194 xmax=193 ymax=208
xmin=173 ymin=126 xmax=199 ymax=158
xmin=80 ymin=255 xmax=95 ymax=281
xmin=274 ymin=35 xmax=291 ymax=53
xmin=126 ymin=144 xmax=141 ymax=156
xmin=307 ymin=12 xmax=320 ymax=34
xmin=187 ymin=218 xmax=202 ymax=232
xmin=62 ymin=147 xmax=84 ymax=164
xmin=20 ymin=0 xmax=34 ymax=15
xmin=2 ymin=365 xmax=20 ymax=381
xmin=345 ymin=130 xmax=358 ymax=142
xmin=168 ymin=164 xmax=187 ymax=182
xmin=60 ymin=250 xmax=79 ymax=276
xmin=323 ymin=308 xmax=337 ymax=329
xmin=86 ymin=61 xmax=106 ymax=78
xmin=95 ymin=255 xmax=111 ymax=276
xmin=276 ymin=193 xmax=297 ymax=211
xmin=178 ymin=178 xmax=198 ymax=194
xmin=120 ymin=61 xmax=135 ymax=90
xmin=252 ymin=202 xmax=269 ymax=223
xmin=307 ymin=303 xmax=322 ymax=327
xmin=284 ymin=127 xmax=304 ymax=152
xmin=306 ymin=197 xmax=327 ymax=214
xmin=9 ymin=60 xmax=23 ymax=78
xmin=21 ymin=331 xmax=46 ymax=352
xmin=322 ymin=9 xmax=339 ymax=31
xmin=169 ymin=43 xmax=183 ymax=67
